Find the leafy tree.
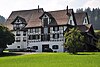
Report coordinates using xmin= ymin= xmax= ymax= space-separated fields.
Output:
xmin=95 ymin=30 xmax=100 ymax=50
xmin=64 ymin=28 xmax=84 ymax=54
xmin=0 ymin=25 xmax=15 ymax=53
xmin=0 ymin=15 xmax=6 ymax=23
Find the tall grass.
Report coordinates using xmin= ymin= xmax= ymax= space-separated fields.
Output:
xmin=0 ymin=52 xmax=100 ymax=67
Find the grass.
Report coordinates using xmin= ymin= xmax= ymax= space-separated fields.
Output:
xmin=0 ymin=52 xmax=100 ymax=67
xmin=95 ymin=30 xmax=100 ymax=33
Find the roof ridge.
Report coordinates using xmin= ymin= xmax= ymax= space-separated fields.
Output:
xmin=48 ymin=9 xmax=73 ymax=12
xmin=12 ymin=8 xmax=44 ymax=12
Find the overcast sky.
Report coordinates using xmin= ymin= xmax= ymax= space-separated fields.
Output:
xmin=0 ymin=0 xmax=100 ymax=18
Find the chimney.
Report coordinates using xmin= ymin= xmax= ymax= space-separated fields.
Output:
xmin=66 ymin=6 xmax=69 ymax=15
xmin=38 ymin=5 xmax=39 ymax=12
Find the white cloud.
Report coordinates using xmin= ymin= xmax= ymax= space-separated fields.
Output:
xmin=0 ymin=0 xmax=100 ymax=18
xmin=0 ymin=0 xmax=36 ymax=18
xmin=38 ymin=0 xmax=67 ymax=11
xmin=83 ymin=0 xmax=100 ymax=9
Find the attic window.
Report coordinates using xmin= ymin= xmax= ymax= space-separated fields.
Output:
xmin=16 ymin=19 xmax=21 ymax=23
xmin=70 ymin=20 xmax=72 ymax=25
xmin=44 ymin=15 xmax=47 ymax=17
xmin=17 ymin=19 xmax=19 ymax=22
xmin=85 ymin=19 xmax=87 ymax=23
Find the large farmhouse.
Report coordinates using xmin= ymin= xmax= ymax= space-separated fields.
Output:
xmin=5 ymin=6 xmax=96 ymax=52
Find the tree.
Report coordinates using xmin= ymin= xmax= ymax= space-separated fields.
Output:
xmin=76 ymin=8 xmax=83 ymax=13
xmin=95 ymin=30 xmax=100 ymax=50
xmin=64 ymin=28 xmax=84 ymax=54
xmin=0 ymin=15 xmax=6 ymax=23
xmin=76 ymin=7 xmax=100 ymax=30
xmin=0 ymin=25 xmax=15 ymax=54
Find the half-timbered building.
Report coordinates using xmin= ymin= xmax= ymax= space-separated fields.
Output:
xmin=5 ymin=6 xmax=96 ymax=52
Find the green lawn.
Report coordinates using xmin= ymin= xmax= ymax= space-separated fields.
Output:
xmin=95 ymin=30 xmax=100 ymax=33
xmin=0 ymin=52 xmax=100 ymax=67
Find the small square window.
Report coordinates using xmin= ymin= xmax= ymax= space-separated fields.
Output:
xmin=70 ymin=20 xmax=72 ymax=25
xmin=53 ymin=27 xmax=59 ymax=31
xmin=85 ymin=19 xmax=87 ymax=23
xmin=23 ymin=37 xmax=26 ymax=42
xmin=30 ymin=29 xmax=33 ymax=33
xmin=52 ymin=45 xmax=59 ymax=49
xmin=53 ymin=34 xmax=59 ymax=39
xmin=35 ymin=28 xmax=39 ymax=33
xmin=16 ymin=31 xmax=20 ymax=36
xmin=23 ymin=31 xmax=26 ymax=36
xmin=17 ymin=46 xmax=20 ymax=48
xmin=16 ymin=37 xmax=20 ymax=42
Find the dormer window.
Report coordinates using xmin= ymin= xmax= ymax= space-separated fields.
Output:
xmin=40 ymin=12 xmax=52 ymax=27
xmin=43 ymin=18 xmax=48 ymax=27
xmin=11 ymin=16 xmax=27 ymax=30
xmin=17 ymin=19 xmax=19 ymax=22
xmin=83 ymin=17 xmax=88 ymax=25
xmin=42 ymin=14 xmax=49 ymax=27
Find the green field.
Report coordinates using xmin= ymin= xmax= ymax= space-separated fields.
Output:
xmin=95 ymin=30 xmax=100 ymax=33
xmin=0 ymin=52 xmax=100 ymax=67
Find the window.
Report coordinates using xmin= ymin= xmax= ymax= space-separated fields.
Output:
xmin=36 ymin=35 xmax=40 ymax=39
xmin=28 ymin=35 xmax=31 ymax=40
xmin=30 ymin=29 xmax=33 ymax=33
xmin=33 ymin=29 xmax=35 ymax=32
xmin=13 ymin=24 xmax=20 ymax=30
xmin=23 ymin=31 xmax=26 ymax=36
xmin=17 ymin=19 xmax=20 ymax=23
xmin=49 ymin=19 xmax=51 ymax=24
xmin=35 ymin=28 xmax=39 ymax=33
xmin=23 ymin=37 xmax=26 ymax=42
xmin=53 ymin=27 xmax=59 ymax=31
xmin=17 ymin=46 xmax=20 ymax=48
xmin=28 ymin=35 xmax=34 ymax=40
xmin=20 ymin=24 xmax=25 ymax=29
xmin=53 ymin=34 xmax=59 ymax=39
xmin=44 ymin=27 xmax=48 ymax=34
xmin=28 ymin=35 xmax=40 ymax=40
xmin=43 ymin=18 xmax=48 ymax=26
xmin=84 ymin=19 xmax=87 ymax=23
xmin=52 ymin=45 xmax=59 ymax=49
xmin=32 ymin=46 xmax=38 ymax=50
xmin=16 ymin=24 xmax=20 ymax=29
xmin=41 ymin=34 xmax=50 ymax=41
xmin=70 ymin=20 xmax=72 ymax=25
xmin=16 ymin=37 xmax=20 ymax=42
xmin=16 ymin=31 xmax=20 ymax=36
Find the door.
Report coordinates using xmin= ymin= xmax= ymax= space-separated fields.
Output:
xmin=42 ymin=44 xmax=49 ymax=52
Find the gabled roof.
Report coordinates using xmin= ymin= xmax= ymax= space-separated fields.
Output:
xmin=39 ymin=9 xmax=73 ymax=26
xmin=75 ymin=12 xmax=89 ymax=25
xmin=6 ymin=8 xmax=44 ymax=30
xmin=11 ymin=16 xmax=27 ymax=24
xmin=48 ymin=9 xmax=73 ymax=25
xmin=77 ymin=24 xmax=92 ymax=32
xmin=6 ymin=8 xmax=74 ymax=30
xmin=39 ymin=12 xmax=53 ymax=19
